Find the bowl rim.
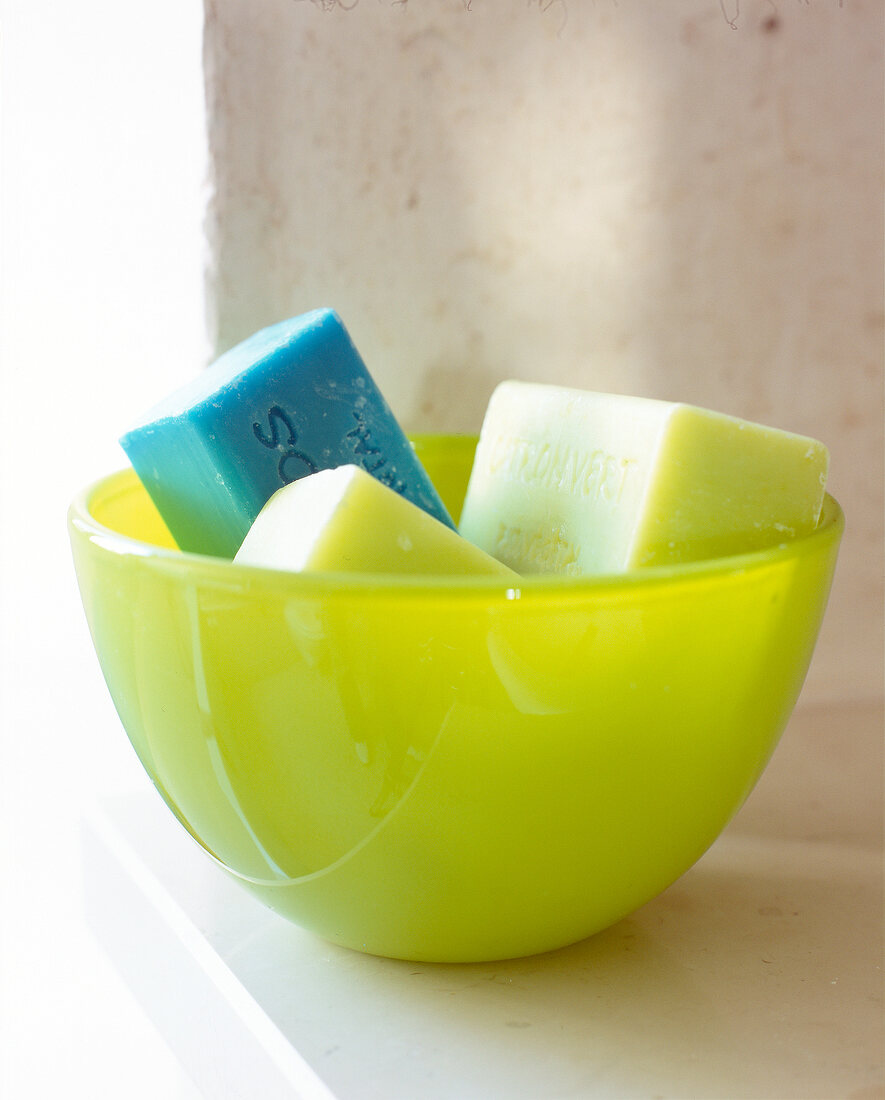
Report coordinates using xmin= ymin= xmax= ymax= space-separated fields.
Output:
xmin=68 ymin=465 xmax=844 ymax=602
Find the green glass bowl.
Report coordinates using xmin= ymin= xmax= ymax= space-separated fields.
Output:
xmin=68 ymin=435 xmax=843 ymax=962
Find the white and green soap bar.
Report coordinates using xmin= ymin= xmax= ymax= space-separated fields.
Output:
xmin=459 ymin=382 xmax=829 ymax=575
xmin=235 ymin=464 xmax=518 ymax=578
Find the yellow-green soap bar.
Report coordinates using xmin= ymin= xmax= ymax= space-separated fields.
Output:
xmin=459 ymin=382 xmax=829 ymax=574
xmin=235 ymin=464 xmax=519 ymax=578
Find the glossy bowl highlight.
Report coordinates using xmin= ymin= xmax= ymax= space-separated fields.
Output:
xmin=68 ymin=435 xmax=842 ymax=962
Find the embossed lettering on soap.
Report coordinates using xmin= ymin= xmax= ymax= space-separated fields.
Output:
xmin=494 ymin=522 xmax=580 ymax=575
xmin=252 ymin=405 xmax=318 ymax=484
xmin=347 ymin=408 xmax=407 ymax=495
xmin=487 ymin=434 xmax=636 ymax=504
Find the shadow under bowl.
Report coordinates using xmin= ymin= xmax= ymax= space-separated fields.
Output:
xmin=68 ymin=435 xmax=843 ymax=962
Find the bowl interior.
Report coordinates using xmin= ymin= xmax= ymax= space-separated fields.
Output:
xmin=75 ymin=433 xmax=843 ymax=592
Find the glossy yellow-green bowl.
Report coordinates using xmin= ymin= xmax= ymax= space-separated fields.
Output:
xmin=69 ymin=435 xmax=843 ymax=962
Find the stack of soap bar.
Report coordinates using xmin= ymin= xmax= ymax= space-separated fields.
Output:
xmin=235 ymin=465 xmax=518 ymax=578
xmin=120 ymin=309 xmax=454 ymax=558
xmin=459 ymin=381 xmax=829 ymax=574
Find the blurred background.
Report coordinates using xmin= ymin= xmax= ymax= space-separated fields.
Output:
xmin=2 ymin=3 xmax=206 ymax=1096
xmin=1 ymin=1 xmax=881 ymax=1096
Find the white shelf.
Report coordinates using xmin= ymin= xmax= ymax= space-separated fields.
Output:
xmin=82 ymin=702 xmax=883 ymax=1100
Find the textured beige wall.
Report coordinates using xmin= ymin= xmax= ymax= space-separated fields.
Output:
xmin=203 ymin=0 xmax=883 ymax=704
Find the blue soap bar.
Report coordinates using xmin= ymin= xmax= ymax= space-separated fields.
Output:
xmin=120 ymin=309 xmax=454 ymax=557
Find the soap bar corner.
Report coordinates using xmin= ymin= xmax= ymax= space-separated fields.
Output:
xmin=119 ymin=310 xmax=454 ymax=558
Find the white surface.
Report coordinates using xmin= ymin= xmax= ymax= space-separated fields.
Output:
xmin=1 ymin=2 xmax=207 ymax=1097
xmin=204 ymin=0 xmax=884 ymax=704
xmin=83 ymin=702 xmax=883 ymax=1100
